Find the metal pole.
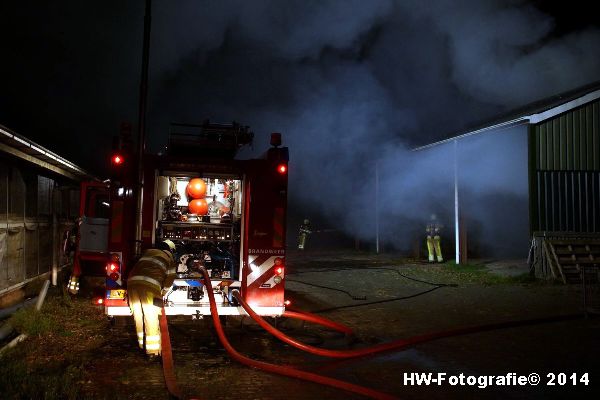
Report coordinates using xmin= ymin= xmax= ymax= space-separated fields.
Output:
xmin=582 ymin=266 xmax=586 ymax=318
xmin=5 ymin=171 xmax=8 ymax=282
xmin=375 ymin=162 xmax=379 ymax=254
xmin=34 ymin=280 xmax=50 ymax=311
xmin=22 ymin=180 xmax=25 ymax=282
xmin=51 ymin=210 xmax=58 ymax=286
xmin=454 ymin=140 xmax=460 ymax=265
xmin=134 ymin=0 xmax=152 ymax=255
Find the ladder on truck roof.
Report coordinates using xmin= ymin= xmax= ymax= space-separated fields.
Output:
xmin=167 ymin=121 xmax=254 ymax=159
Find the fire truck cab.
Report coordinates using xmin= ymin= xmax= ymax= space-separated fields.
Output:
xmin=78 ymin=122 xmax=289 ymax=318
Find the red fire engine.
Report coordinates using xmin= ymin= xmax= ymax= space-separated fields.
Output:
xmin=71 ymin=121 xmax=289 ymax=319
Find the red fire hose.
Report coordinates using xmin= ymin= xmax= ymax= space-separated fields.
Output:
xmin=159 ymin=307 xmax=186 ymax=399
xmin=282 ymin=309 xmax=353 ymax=335
xmin=233 ymin=290 xmax=582 ymax=359
xmin=199 ymin=268 xmax=398 ymax=400
xmin=158 ymin=271 xmax=583 ymax=399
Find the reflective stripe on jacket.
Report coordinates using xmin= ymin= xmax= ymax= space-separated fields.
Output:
xmin=127 ymin=249 xmax=176 ymax=292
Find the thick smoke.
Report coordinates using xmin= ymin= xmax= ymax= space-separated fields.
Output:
xmin=146 ymin=0 xmax=599 ymax=255
xmin=1 ymin=1 xmax=598 ymax=255
xmin=408 ymin=0 xmax=600 ymax=104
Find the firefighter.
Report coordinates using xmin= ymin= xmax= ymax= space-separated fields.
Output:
xmin=127 ymin=239 xmax=177 ymax=358
xmin=426 ymin=214 xmax=443 ymax=263
xmin=297 ymin=219 xmax=311 ymax=250
xmin=62 ymin=222 xmax=78 ymax=262
xmin=66 ymin=217 xmax=82 ymax=294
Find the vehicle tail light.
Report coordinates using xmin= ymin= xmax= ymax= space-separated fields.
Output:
xmin=284 ymin=299 xmax=291 ymax=306
xmin=276 ymin=163 xmax=287 ymax=174
xmin=107 ymin=262 xmax=119 ymax=273
xmin=274 ymin=258 xmax=284 ymax=283
xmin=92 ymin=297 xmax=104 ymax=305
xmin=106 ymin=252 xmax=122 ymax=283
xmin=274 ymin=258 xmax=284 ymax=275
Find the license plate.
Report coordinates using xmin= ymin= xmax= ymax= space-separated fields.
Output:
xmin=108 ymin=290 xmax=126 ymax=299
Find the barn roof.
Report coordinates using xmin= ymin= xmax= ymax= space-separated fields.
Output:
xmin=415 ymin=81 xmax=600 ymax=151
xmin=0 ymin=123 xmax=93 ymax=181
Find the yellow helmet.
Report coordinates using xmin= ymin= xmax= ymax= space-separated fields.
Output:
xmin=158 ymin=239 xmax=176 ymax=255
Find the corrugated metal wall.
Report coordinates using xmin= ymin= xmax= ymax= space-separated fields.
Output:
xmin=529 ymin=100 xmax=600 ymax=232
xmin=0 ymin=158 xmax=80 ymax=292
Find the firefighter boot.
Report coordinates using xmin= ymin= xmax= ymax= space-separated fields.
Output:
xmin=426 ymin=236 xmax=435 ymax=262
xmin=433 ymin=235 xmax=443 ymax=262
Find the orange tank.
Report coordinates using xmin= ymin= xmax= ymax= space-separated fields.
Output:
xmin=186 ymin=178 xmax=207 ymax=199
xmin=188 ymin=198 xmax=208 ymax=215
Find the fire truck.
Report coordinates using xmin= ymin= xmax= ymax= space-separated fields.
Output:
xmin=72 ymin=121 xmax=289 ymax=319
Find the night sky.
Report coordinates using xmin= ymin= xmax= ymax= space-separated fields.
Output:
xmin=1 ymin=1 xmax=599 ymax=246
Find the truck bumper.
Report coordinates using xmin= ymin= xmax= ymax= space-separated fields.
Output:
xmin=106 ymin=305 xmax=285 ymax=317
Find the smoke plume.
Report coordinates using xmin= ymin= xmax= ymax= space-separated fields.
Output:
xmin=146 ymin=0 xmax=599 ymax=255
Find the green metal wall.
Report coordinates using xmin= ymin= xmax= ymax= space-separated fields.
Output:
xmin=529 ymin=99 xmax=600 ymax=232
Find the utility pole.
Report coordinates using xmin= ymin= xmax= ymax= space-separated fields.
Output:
xmin=135 ymin=0 xmax=152 ymax=255
xmin=454 ymin=139 xmax=460 ymax=264
xmin=375 ymin=161 xmax=380 ymax=254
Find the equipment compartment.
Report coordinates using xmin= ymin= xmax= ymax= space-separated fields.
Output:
xmin=155 ymin=175 xmax=243 ymax=282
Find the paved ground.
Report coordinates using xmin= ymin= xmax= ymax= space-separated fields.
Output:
xmin=2 ymin=250 xmax=600 ymax=399
xmin=80 ymin=250 xmax=599 ymax=399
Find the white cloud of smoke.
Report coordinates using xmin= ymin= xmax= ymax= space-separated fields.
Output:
xmin=3 ymin=1 xmax=596 ymax=255
xmin=145 ymin=0 xmax=599 ymax=254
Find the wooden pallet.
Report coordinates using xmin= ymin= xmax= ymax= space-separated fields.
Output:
xmin=546 ymin=240 xmax=600 ymax=284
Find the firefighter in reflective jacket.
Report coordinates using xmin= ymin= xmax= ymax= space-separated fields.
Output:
xmin=297 ymin=219 xmax=311 ymax=250
xmin=426 ymin=214 xmax=444 ymax=263
xmin=66 ymin=217 xmax=83 ymax=295
xmin=127 ymin=239 xmax=177 ymax=357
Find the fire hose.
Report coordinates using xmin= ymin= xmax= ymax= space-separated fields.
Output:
xmin=233 ymin=290 xmax=582 ymax=359
xmin=282 ymin=309 xmax=353 ymax=335
xmin=158 ymin=271 xmax=583 ymax=399
xmin=159 ymin=307 xmax=185 ymax=399
xmin=198 ymin=267 xmax=398 ymax=400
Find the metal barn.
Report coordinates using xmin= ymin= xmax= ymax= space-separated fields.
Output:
xmin=0 ymin=124 xmax=90 ymax=303
xmin=414 ymin=82 xmax=600 ymax=282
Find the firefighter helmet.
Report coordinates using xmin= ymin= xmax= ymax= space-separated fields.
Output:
xmin=158 ymin=239 xmax=177 ymax=255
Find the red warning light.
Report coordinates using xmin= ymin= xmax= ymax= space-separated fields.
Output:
xmin=92 ymin=297 xmax=104 ymax=305
xmin=107 ymin=262 xmax=119 ymax=273
xmin=111 ymin=154 xmax=124 ymax=165
xmin=277 ymin=164 xmax=287 ymax=174
xmin=284 ymin=300 xmax=291 ymax=306
xmin=275 ymin=266 xmax=283 ymax=275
